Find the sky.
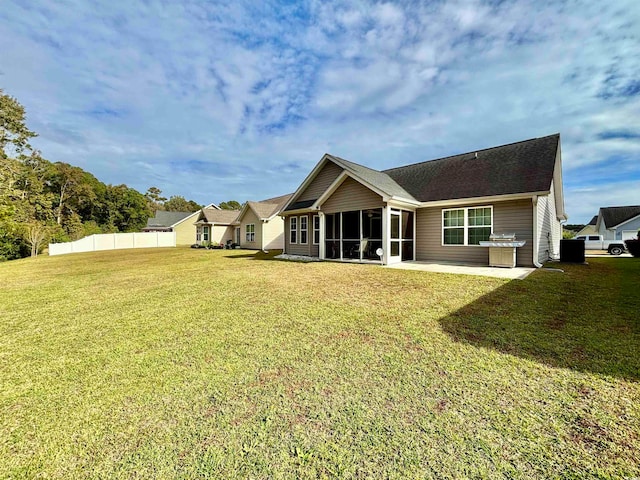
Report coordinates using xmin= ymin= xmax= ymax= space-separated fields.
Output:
xmin=1 ymin=0 xmax=639 ymax=224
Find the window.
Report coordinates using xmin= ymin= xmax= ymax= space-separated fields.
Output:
xmin=290 ymin=217 xmax=297 ymax=244
xmin=196 ymin=226 xmax=202 ymax=242
xmin=443 ymin=206 xmax=492 ymax=245
xmin=313 ymin=215 xmax=320 ymax=244
xmin=245 ymin=224 xmax=255 ymax=242
xmin=203 ymin=225 xmax=210 ymax=242
xmin=300 ymin=216 xmax=308 ymax=244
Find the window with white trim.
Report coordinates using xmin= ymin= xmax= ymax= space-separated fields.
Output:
xmin=290 ymin=217 xmax=297 ymax=244
xmin=246 ymin=223 xmax=255 ymax=242
xmin=442 ymin=206 xmax=492 ymax=245
xmin=313 ymin=215 xmax=320 ymax=244
xmin=300 ymin=216 xmax=308 ymax=244
xmin=196 ymin=226 xmax=202 ymax=242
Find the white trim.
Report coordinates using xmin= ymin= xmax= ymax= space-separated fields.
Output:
xmin=532 ymin=196 xmax=542 ymax=268
xmin=245 ymin=223 xmax=255 ymax=243
xmin=169 ymin=210 xmax=201 ymax=228
xmin=290 ymin=217 xmax=298 ymax=244
xmin=280 ymin=155 xmax=336 ymax=213
xmin=441 ymin=205 xmax=493 ymax=246
xmin=612 ymin=212 xmax=640 ymax=229
xmin=423 ymin=191 xmax=548 ymax=209
xmin=299 ymin=215 xmax=308 ymax=245
xmin=312 ymin=215 xmax=320 ymax=245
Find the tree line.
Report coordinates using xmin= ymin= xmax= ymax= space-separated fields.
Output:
xmin=0 ymin=89 xmax=238 ymax=260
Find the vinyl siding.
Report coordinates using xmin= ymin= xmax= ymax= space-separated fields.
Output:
xmin=211 ymin=225 xmax=234 ymax=245
xmin=263 ymin=216 xmax=285 ymax=250
xmin=298 ymin=161 xmax=343 ymax=202
xmin=321 ymin=177 xmax=383 ymax=213
xmin=239 ymin=208 xmax=262 ymax=249
xmin=284 ymin=215 xmax=313 ymax=256
xmin=172 ymin=215 xmax=198 ymax=245
xmin=416 ymin=199 xmax=534 ymax=266
xmin=536 ymin=181 xmax=562 ymax=263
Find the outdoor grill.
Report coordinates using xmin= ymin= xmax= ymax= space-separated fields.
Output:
xmin=479 ymin=233 xmax=526 ymax=268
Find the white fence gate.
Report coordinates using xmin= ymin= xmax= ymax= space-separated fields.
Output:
xmin=48 ymin=232 xmax=176 ymax=256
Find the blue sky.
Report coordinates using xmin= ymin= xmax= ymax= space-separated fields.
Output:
xmin=1 ymin=0 xmax=639 ymax=223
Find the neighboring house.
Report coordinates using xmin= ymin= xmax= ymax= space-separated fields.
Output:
xmin=235 ymin=194 xmax=293 ymax=250
xmin=143 ymin=210 xmax=203 ymax=245
xmin=574 ymin=215 xmax=597 ymax=237
xmin=193 ymin=207 xmax=241 ymax=246
xmin=280 ymin=134 xmax=566 ymax=267
xmin=595 ymin=206 xmax=640 ymax=241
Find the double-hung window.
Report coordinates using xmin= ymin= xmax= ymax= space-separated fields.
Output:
xmin=300 ymin=216 xmax=308 ymax=244
xmin=246 ymin=223 xmax=255 ymax=242
xmin=290 ymin=217 xmax=297 ymax=244
xmin=443 ymin=206 xmax=492 ymax=245
xmin=313 ymin=215 xmax=320 ymax=244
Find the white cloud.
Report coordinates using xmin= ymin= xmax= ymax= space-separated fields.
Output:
xmin=0 ymin=0 xmax=638 ymax=215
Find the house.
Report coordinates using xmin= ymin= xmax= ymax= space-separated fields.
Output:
xmin=280 ymin=134 xmax=566 ymax=267
xmin=234 ymin=193 xmax=293 ymax=250
xmin=574 ymin=215 xmax=597 ymax=237
xmin=193 ymin=207 xmax=241 ymax=246
xmin=143 ymin=210 xmax=206 ymax=245
xmin=595 ymin=206 xmax=640 ymax=241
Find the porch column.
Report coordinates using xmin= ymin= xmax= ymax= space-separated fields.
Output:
xmin=382 ymin=206 xmax=389 ymax=265
xmin=318 ymin=211 xmax=325 ymax=259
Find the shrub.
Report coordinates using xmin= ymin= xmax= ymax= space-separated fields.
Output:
xmin=624 ymin=239 xmax=640 ymax=257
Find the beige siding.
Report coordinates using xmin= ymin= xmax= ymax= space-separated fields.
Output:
xmin=284 ymin=215 xmax=313 ymax=256
xmin=298 ymin=161 xmax=343 ymax=202
xmin=321 ymin=177 xmax=383 ymax=213
xmin=239 ymin=208 xmax=262 ymax=249
xmin=211 ymin=225 xmax=234 ymax=245
xmin=262 ymin=216 xmax=285 ymax=250
xmin=416 ymin=199 xmax=534 ymax=266
xmin=173 ymin=214 xmax=198 ymax=245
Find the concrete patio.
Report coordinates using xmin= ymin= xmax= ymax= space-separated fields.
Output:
xmin=386 ymin=260 xmax=537 ymax=280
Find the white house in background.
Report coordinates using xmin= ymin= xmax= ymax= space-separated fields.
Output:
xmin=574 ymin=215 xmax=597 ymax=237
xmin=193 ymin=207 xmax=241 ymax=246
xmin=595 ymin=206 xmax=640 ymax=241
xmin=143 ymin=204 xmax=217 ymax=245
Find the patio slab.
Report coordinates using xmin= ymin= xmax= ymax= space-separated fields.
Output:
xmin=386 ymin=261 xmax=536 ymax=280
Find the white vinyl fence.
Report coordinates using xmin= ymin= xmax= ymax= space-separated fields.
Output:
xmin=48 ymin=232 xmax=176 ymax=256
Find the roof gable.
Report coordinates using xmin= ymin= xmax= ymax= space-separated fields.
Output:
xmin=239 ymin=193 xmax=294 ymax=220
xmin=196 ymin=208 xmax=241 ymax=224
xmin=145 ymin=210 xmax=196 ymax=228
xmin=384 ymin=134 xmax=560 ymax=202
xmin=600 ymin=206 xmax=640 ymax=228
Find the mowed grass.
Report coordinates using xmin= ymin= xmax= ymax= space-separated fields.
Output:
xmin=1 ymin=248 xmax=639 ymax=479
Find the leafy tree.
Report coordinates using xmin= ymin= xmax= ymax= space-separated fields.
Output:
xmin=163 ymin=195 xmax=201 ymax=212
xmin=219 ymin=200 xmax=242 ymax=210
xmin=0 ymin=89 xmax=37 ymax=160
xmin=145 ymin=186 xmax=167 ymax=214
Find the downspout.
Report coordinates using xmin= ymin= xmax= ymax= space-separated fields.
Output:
xmin=532 ymin=196 xmax=543 ymax=268
xmin=261 ymin=219 xmax=266 ymax=252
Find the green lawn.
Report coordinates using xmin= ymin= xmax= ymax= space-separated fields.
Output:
xmin=1 ymin=248 xmax=638 ymax=479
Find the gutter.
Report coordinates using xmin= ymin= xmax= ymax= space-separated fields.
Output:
xmin=532 ymin=195 xmax=543 ymax=268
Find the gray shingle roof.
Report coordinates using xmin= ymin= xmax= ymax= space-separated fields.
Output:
xmin=145 ymin=211 xmax=194 ymax=228
xmin=383 ymin=134 xmax=560 ymax=202
xmin=327 ymin=155 xmax=416 ymax=201
xmin=198 ymin=208 xmax=241 ymax=224
xmin=600 ymin=206 xmax=640 ymax=228
xmin=587 ymin=215 xmax=598 ymax=226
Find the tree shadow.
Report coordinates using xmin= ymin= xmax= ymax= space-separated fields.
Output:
xmin=438 ymin=259 xmax=640 ymax=381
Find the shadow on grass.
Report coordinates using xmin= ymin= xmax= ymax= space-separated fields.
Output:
xmin=223 ymin=250 xmax=284 ymax=260
xmin=438 ymin=259 xmax=640 ymax=381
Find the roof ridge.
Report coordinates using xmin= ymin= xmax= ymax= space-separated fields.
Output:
xmin=383 ymin=133 xmax=560 ymax=172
